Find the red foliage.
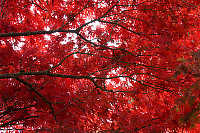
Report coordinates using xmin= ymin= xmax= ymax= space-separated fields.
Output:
xmin=1 ymin=0 xmax=200 ymax=132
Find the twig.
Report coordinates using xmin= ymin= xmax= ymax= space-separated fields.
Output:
xmin=0 ymin=29 xmax=77 ymax=37
xmin=14 ymin=77 xmax=57 ymax=121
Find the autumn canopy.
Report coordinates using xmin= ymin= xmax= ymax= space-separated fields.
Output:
xmin=1 ymin=0 xmax=200 ymax=132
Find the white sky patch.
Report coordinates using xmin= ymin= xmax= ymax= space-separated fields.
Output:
xmin=60 ymin=33 xmax=79 ymax=58
xmin=82 ymin=45 xmax=90 ymax=52
xmin=44 ymin=35 xmax=51 ymax=42
xmin=44 ymin=27 xmax=50 ymax=31
xmin=60 ymin=37 xmax=69 ymax=45
xmin=105 ymin=67 xmax=134 ymax=89
xmin=63 ymin=15 xmax=67 ymax=19
xmin=44 ymin=27 xmax=51 ymax=40
xmin=30 ymin=5 xmax=35 ymax=14
xmin=131 ymin=75 xmax=137 ymax=83
xmin=21 ymin=37 xmax=25 ymax=41
xmin=32 ymin=57 xmax=37 ymax=60
xmin=127 ymin=81 xmax=133 ymax=87
xmin=85 ymin=17 xmax=94 ymax=23
xmin=63 ymin=0 xmax=67 ymax=1
xmin=121 ymin=7 xmax=127 ymax=11
xmin=44 ymin=35 xmax=51 ymax=40
xmin=90 ymin=38 xmax=98 ymax=43
xmin=119 ymin=77 xmax=126 ymax=82
xmin=17 ymin=14 xmax=24 ymax=23
xmin=0 ymin=40 xmax=6 ymax=45
xmin=73 ymin=44 xmax=78 ymax=49
xmin=0 ymin=124 xmax=24 ymax=132
xmin=60 ymin=33 xmax=78 ymax=45
xmin=0 ymin=129 xmax=23 ymax=133
xmin=85 ymin=17 xmax=106 ymax=30
xmin=54 ymin=15 xmax=58 ymax=19
xmin=84 ymin=30 xmax=89 ymax=35
xmin=13 ymin=42 xmax=25 ymax=50
xmin=91 ymin=21 xmax=104 ymax=30
xmin=107 ymin=41 xmax=119 ymax=47
xmin=84 ymin=17 xmax=120 ymax=48
xmin=106 ymin=119 xmax=112 ymax=123
xmin=73 ymin=44 xmax=79 ymax=58
xmin=44 ymin=44 xmax=48 ymax=48
xmin=106 ymin=68 xmax=122 ymax=87
xmin=8 ymin=38 xmax=25 ymax=51
xmin=97 ymin=1 xmax=107 ymax=8
xmin=52 ymin=32 xmax=60 ymax=36
xmin=36 ymin=9 xmax=41 ymax=15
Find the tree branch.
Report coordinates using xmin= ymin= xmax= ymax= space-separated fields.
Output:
xmin=14 ymin=77 xmax=57 ymax=121
xmin=0 ymin=115 xmax=39 ymax=128
xmin=0 ymin=29 xmax=77 ymax=37
xmin=0 ymin=104 xmax=35 ymax=119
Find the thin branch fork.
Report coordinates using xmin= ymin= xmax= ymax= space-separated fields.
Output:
xmin=0 ymin=70 xmax=174 ymax=93
xmin=0 ymin=115 xmax=39 ymax=128
xmin=14 ymin=77 xmax=57 ymax=121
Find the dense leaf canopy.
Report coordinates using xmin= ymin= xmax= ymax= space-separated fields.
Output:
xmin=1 ymin=0 xmax=200 ymax=132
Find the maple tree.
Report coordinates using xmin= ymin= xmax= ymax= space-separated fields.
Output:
xmin=1 ymin=0 xmax=200 ymax=132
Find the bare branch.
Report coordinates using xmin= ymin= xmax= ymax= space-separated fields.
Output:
xmin=0 ymin=115 xmax=39 ymax=128
xmin=0 ymin=104 xmax=35 ymax=119
xmin=0 ymin=29 xmax=77 ymax=37
xmin=14 ymin=77 xmax=57 ymax=121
